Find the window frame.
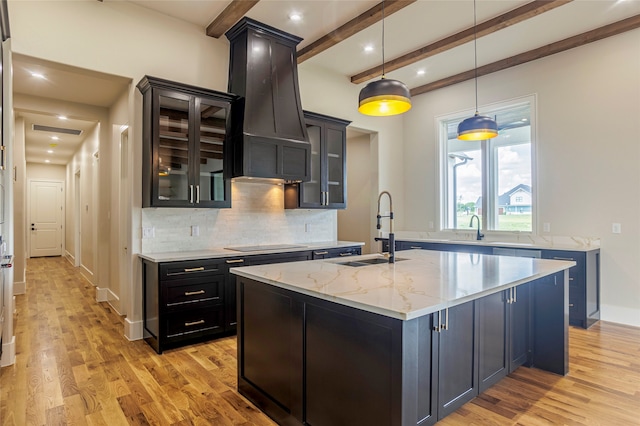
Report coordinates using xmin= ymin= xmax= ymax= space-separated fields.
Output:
xmin=436 ymin=95 xmax=538 ymax=235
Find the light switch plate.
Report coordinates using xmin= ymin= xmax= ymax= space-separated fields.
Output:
xmin=142 ymin=227 xmax=154 ymax=238
xmin=612 ymin=223 xmax=621 ymax=234
xmin=191 ymin=225 xmax=199 ymax=237
xmin=543 ymin=223 xmax=550 ymax=233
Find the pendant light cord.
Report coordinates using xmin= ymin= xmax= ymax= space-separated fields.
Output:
xmin=381 ymin=0 xmax=386 ymax=78
xmin=473 ymin=0 xmax=478 ymax=114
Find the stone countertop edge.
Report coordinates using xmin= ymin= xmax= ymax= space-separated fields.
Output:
xmin=137 ymin=241 xmax=364 ymax=263
xmin=230 ymin=250 xmax=576 ymax=321
xmin=378 ymin=236 xmax=600 ymax=252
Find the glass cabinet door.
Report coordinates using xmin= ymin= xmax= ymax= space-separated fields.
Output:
xmin=157 ymin=94 xmax=191 ymax=203
xmin=301 ymin=123 xmax=323 ymax=206
xmin=326 ymin=126 xmax=345 ymax=207
xmin=196 ymin=97 xmax=229 ymax=206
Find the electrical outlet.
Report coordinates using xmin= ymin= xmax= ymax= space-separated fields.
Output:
xmin=428 ymin=221 xmax=434 ymax=230
xmin=142 ymin=227 xmax=154 ymax=238
xmin=305 ymin=223 xmax=311 ymax=233
xmin=543 ymin=222 xmax=550 ymax=233
xmin=191 ymin=225 xmax=199 ymax=237
xmin=612 ymin=223 xmax=621 ymax=234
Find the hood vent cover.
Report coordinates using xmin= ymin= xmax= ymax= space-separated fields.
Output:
xmin=225 ymin=18 xmax=310 ymax=182
xmin=32 ymin=124 xmax=83 ymax=136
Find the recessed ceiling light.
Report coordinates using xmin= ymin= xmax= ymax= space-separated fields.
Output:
xmin=51 ymin=136 xmax=59 ymax=141
xmin=364 ymin=45 xmax=374 ymax=53
xmin=58 ymin=115 xmax=67 ymax=120
xmin=31 ymin=73 xmax=45 ymax=79
xmin=289 ymin=12 xmax=302 ymax=22
xmin=45 ymin=159 xmax=50 ymax=163
xmin=417 ymin=69 xmax=426 ymax=76
xmin=47 ymin=149 xmax=54 ymax=154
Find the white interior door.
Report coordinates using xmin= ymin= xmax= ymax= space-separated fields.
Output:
xmin=29 ymin=180 xmax=63 ymax=257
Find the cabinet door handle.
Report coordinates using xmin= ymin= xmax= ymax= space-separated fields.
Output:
xmin=226 ymin=259 xmax=244 ymax=264
xmin=433 ymin=310 xmax=441 ymax=332
xmin=185 ymin=290 xmax=206 ymax=296
xmin=339 ymin=252 xmax=353 ymax=256
xmin=314 ymin=251 xmax=329 ymax=256
xmin=410 ymin=246 xmax=423 ymax=249
xmin=0 ymin=145 xmax=5 ymax=171
xmin=325 ymin=191 xmax=329 ymax=205
xmin=184 ymin=267 xmax=205 ymax=272
xmin=190 ymin=185 xmax=194 ymax=203
xmin=569 ymin=277 xmax=574 ymax=281
xmin=553 ymin=256 xmax=575 ymax=261
xmin=196 ymin=185 xmax=200 ymax=203
xmin=442 ymin=308 xmax=449 ymax=331
xmin=185 ymin=319 xmax=205 ymax=327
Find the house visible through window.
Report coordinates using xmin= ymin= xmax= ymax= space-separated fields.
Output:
xmin=440 ymin=98 xmax=534 ymax=232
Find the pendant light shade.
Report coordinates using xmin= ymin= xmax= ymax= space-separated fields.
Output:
xmin=358 ymin=0 xmax=411 ymax=117
xmin=457 ymin=0 xmax=497 ymax=141
xmin=457 ymin=112 xmax=498 ymax=141
xmin=358 ymin=77 xmax=412 ymax=116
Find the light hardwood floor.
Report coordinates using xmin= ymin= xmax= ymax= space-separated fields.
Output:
xmin=1 ymin=256 xmax=639 ymax=425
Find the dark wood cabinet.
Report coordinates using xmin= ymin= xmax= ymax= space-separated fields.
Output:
xmin=138 ymin=76 xmax=236 ymax=208
xmin=436 ymin=301 xmax=478 ymax=419
xmin=311 ymin=246 xmax=361 ymax=259
xmin=285 ymin=111 xmax=350 ymax=209
xmin=142 ymin=258 xmax=227 ymax=353
xmin=542 ymin=249 xmax=600 ymax=328
xmin=143 ymin=245 xmax=361 ymax=351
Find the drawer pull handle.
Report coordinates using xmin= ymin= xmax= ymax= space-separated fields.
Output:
xmin=315 ymin=251 xmax=329 ymax=255
xmin=226 ymin=259 xmax=245 ymax=264
xmin=185 ymin=320 xmax=205 ymax=327
xmin=569 ymin=303 xmax=574 ymax=307
xmin=569 ymin=277 xmax=574 ymax=281
xmin=184 ymin=267 xmax=205 ymax=272
xmin=339 ymin=252 xmax=353 ymax=256
xmin=553 ymin=257 xmax=575 ymax=261
xmin=185 ymin=290 xmax=206 ymax=296
xmin=410 ymin=246 xmax=423 ymax=249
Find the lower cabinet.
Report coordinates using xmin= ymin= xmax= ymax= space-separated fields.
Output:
xmin=236 ymin=275 xmax=561 ymax=426
xmin=143 ymin=246 xmax=360 ymax=353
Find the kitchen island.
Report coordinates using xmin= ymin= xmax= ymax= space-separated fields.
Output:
xmin=231 ymin=250 xmax=574 ymax=426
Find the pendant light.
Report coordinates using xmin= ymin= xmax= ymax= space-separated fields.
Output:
xmin=358 ymin=1 xmax=411 ymax=116
xmin=457 ymin=0 xmax=498 ymax=141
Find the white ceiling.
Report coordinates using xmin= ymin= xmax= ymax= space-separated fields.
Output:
xmin=14 ymin=0 xmax=640 ymax=164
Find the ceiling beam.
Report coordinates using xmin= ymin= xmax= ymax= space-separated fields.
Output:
xmin=297 ymin=0 xmax=416 ymax=64
xmin=410 ymin=13 xmax=640 ymax=97
xmin=351 ymin=0 xmax=573 ymax=84
xmin=206 ymin=0 xmax=260 ymax=38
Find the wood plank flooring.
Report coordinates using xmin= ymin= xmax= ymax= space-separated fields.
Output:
xmin=1 ymin=256 xmax=639 ymax=425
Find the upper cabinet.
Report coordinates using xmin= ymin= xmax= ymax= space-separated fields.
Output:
xmin=285 ymin=111 xmax=351 ymax=209
xmin=138 ymin=76 xmax=237 ymax=208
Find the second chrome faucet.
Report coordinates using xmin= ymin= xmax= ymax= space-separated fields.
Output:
xmin=377 ymin=191 xmax=395 ymax=263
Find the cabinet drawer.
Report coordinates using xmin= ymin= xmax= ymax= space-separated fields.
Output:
xmin=160 ymin=259 xmax=223 ymax=281
xmin=164 ymin=276 xmax=224 ymax=308
xmin=166 ymin=307 xmax=224 ymax=339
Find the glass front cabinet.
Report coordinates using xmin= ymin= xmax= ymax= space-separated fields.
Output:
xmin=138 ymin=76 xmax=236 ymax=208
xmin=285 ymin=111 xmax=350 ymax=209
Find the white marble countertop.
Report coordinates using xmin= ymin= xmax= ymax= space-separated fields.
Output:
xmin=138 ymin=241 xmax=364 ymax=263
xmin=381 ymin=232 xmax=600 ymax=252
xmin=230 ymin=249 xmax=575 ymax=321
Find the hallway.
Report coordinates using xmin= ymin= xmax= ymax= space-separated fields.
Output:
xmin=1 ymin=257 xmax=639 ymax=425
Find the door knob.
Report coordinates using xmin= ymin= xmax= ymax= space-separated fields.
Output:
xmin=31 ymin=227 xmax=35 ymax=231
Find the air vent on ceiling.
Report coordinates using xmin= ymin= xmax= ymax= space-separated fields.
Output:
xmin=32 ymin=124 xmax=83 ymax=136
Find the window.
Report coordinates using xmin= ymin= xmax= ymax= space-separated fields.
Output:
xmin=440 ymin=98 xmax=534 ymax=233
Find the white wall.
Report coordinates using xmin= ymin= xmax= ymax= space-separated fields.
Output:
xmin=402 ymin=30 xmax=640 ymax=326
xmin=26 ymin=162 xmax=66 ymax=180
xmin=12 ymin=117 xmax=25 ymax=293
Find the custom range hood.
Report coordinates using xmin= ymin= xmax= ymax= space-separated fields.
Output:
xmin=225 ymin=18 xmax=310 ymax=182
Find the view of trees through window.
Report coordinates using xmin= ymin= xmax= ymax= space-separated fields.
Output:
xmin=442 ymin=100 xmax=533 ymax=233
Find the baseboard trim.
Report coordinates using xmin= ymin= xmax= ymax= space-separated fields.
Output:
xmin=80 ymin=264 xmax=95 ymax=286
xmin=124 ymin=318 xmax=143 ymax=341
xmin=13 ymin=281 xmax=26 ymax=295
xmin=1 ymin=335 xmax=16 ymax=367
xmin=601 ymin=304 xmax=640 ymax=328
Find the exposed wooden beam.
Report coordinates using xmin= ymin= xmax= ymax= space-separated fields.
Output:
xmin=206 ymin=0 xmax=260 ymax=39
xmin=297 ymin=0 xmax=416 ymax=64
xmin=410 ymin=14 xmax=640 ymax=97
xmin=351 ymin=0 xmax=572 ymax=84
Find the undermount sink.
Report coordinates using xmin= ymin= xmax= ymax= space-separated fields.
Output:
xmin=336 ymin=257 xmax=407 ymax=267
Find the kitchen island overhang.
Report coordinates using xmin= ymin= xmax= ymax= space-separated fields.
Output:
xmin=231 ymin=250 xmax=574 ymax=426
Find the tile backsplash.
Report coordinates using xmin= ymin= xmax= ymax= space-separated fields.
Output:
xmin=141 ymin=182 xmax=337 ymax=253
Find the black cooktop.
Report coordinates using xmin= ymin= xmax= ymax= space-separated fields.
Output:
xmin=224 ymin=244 xmax=307 ymax=252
